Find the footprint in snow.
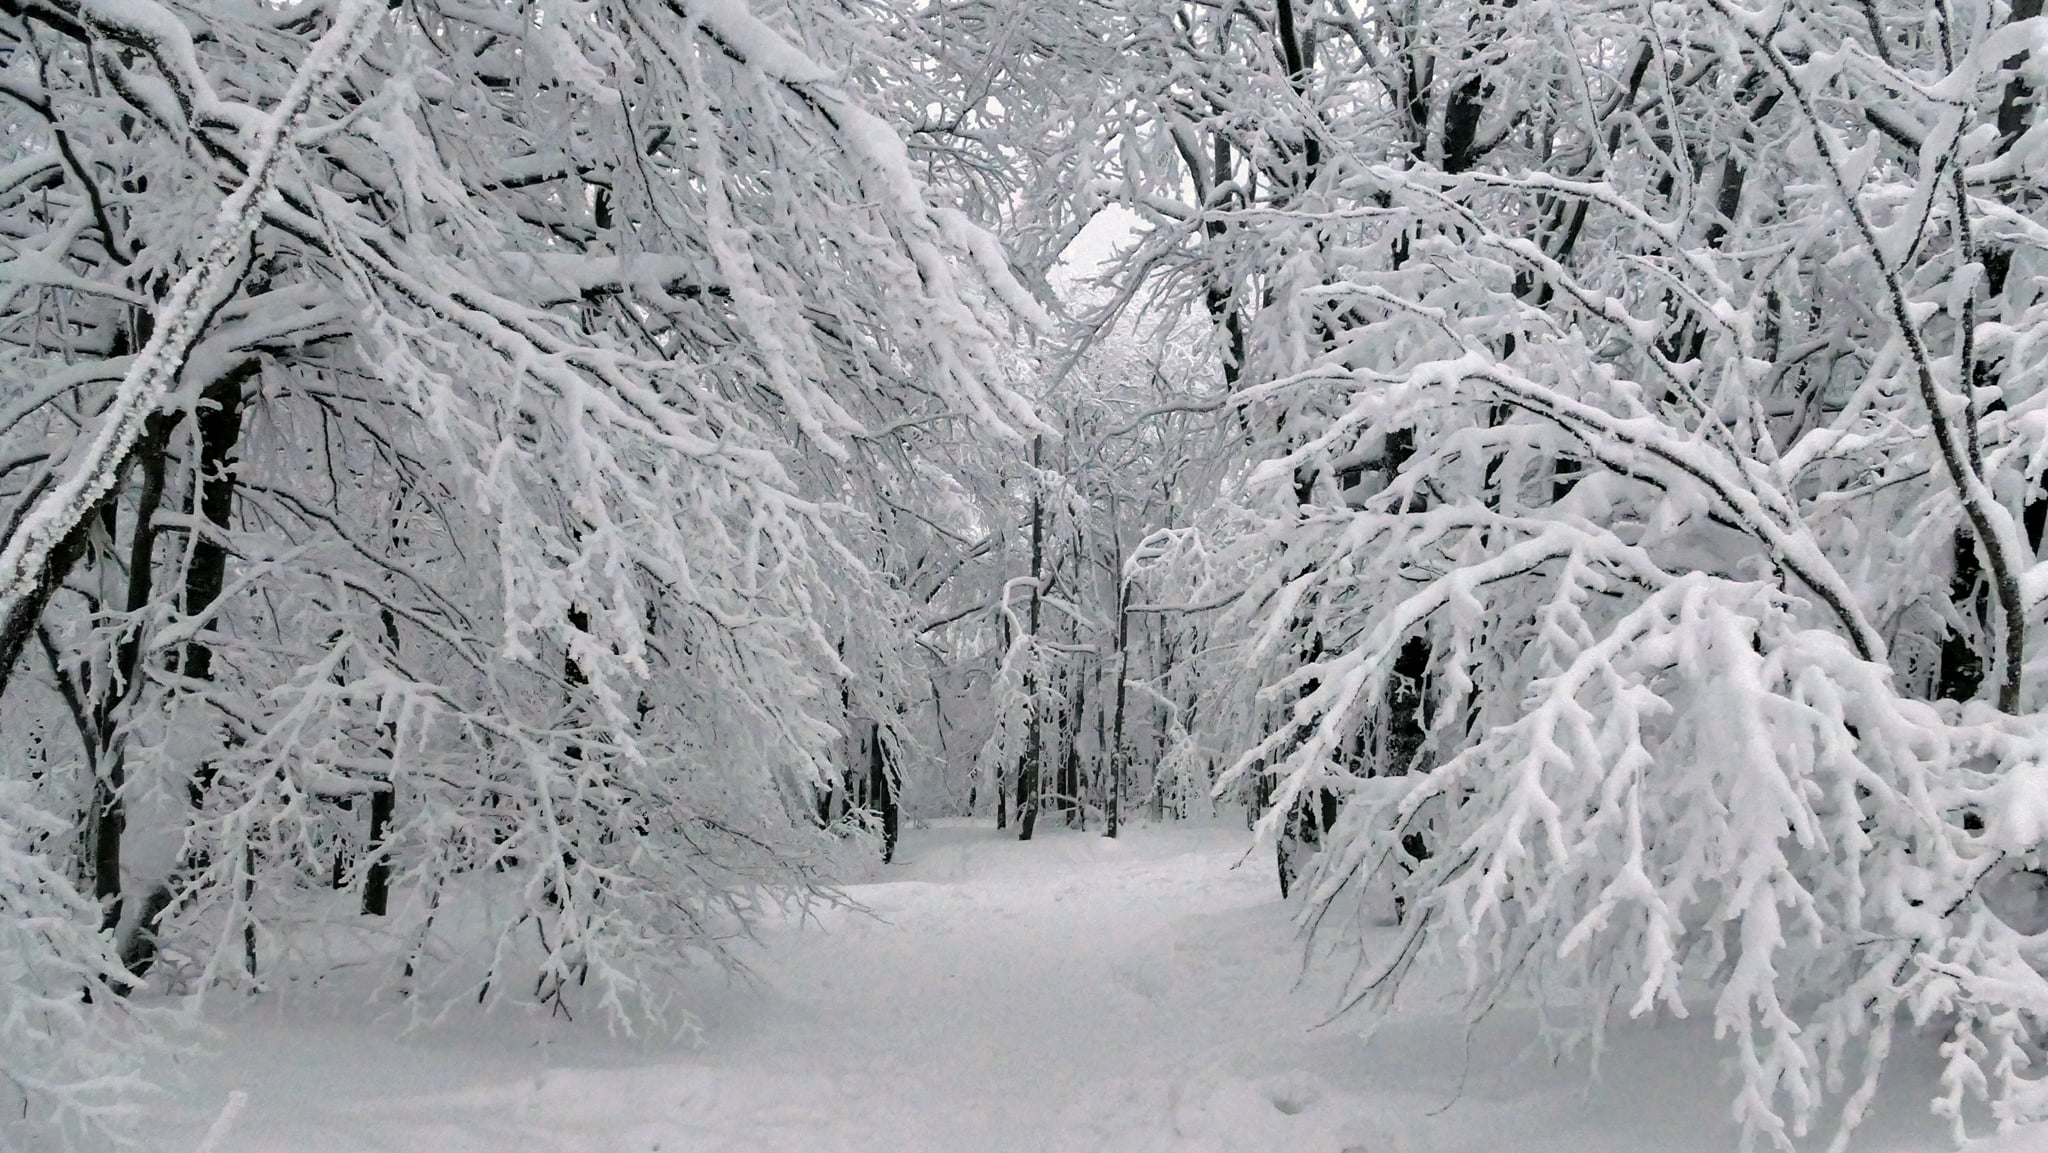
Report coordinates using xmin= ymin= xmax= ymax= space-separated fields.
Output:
xmin=1257 ymin=1069 xmax=1324 ymax=1116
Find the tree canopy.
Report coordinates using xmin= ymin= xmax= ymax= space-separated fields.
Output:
xmin=4 ymin=0 xmax=2048 ymax=1146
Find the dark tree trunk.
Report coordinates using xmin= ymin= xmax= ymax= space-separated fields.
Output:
xmin=1018 ymin=436 xmax=1044 ymax=842
xmin=1939 ymin=529 xmax=1989 ymax=702
xmin=177 ymin=363 xmax=255 ymax=815
xmin=1107 ymin=579 xmax=1129 ymax=838
xmin=183 ymin=365 xmax=257 ymax=980
xmin=1060 ymin=666 xmax=1085 ymax=829
xmin=995 ymin=610 xmax=1009 ymax=830
xmin=1385 ymin=637 xmax=1433 ymax=776
xmin=869 ymin=722 xmax=898 ymax=863
xmin=84 ymin=413 xmax=177 ymax=958
xmin=363 ymin=785 xmax=395 ymax=916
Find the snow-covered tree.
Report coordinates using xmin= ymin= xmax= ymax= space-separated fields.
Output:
xmin=1088 ymin=0 xmax=2048 ymax=1144
xmin=0 ymin=0 xmax=1041 ymax=1135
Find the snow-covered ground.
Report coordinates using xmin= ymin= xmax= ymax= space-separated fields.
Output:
xmin=145 ymin=820 xmax=2036 ymax=1152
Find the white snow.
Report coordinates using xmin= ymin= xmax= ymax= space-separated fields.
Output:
xmin=137 ymin=821 xmax=2020 ymax=1152
xmin=1986 ymin=761 xmax=2048 ymax=854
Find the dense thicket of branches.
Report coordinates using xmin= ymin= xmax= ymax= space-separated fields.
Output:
xmin=5 ymin=0 xmax=2048 ymax=1146
xmin=0 ymin=0 xmax=1043 ymax=1139
xmin=1039 ymin=0 xmax=2048 ymax=1146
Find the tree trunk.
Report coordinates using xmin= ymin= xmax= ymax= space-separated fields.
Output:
xmin=363 ymin=785 xmax=395 ymax=916
xmin=869 ymin=721 xmax=898 ymax=863
xmin=1018 ymin=436 xmax=1044 ymax=842
xmin=93 ymin=416 xmax=173 ymax=935
xmin=178 ymin=362 xmax=255 ymax=813
xmin=995 ymin=608 xmax=1009 ymax=829
xmin=1107 ymin=575 xmax=1131 ymax=840
xmin=157 ymin=362 xmax=255 ymax=983
xmin=1060 ymin=662 xmax=1086 ymax=829
xmin=1939 ymin=529 xmax=1989 ymax=702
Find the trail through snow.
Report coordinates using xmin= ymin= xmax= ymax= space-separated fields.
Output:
xmin=149 ymin=821 xmax=2031 ymax=1152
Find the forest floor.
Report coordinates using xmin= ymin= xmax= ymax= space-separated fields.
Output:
xmin=144 ymin=819 xmax=2038 ymax=1153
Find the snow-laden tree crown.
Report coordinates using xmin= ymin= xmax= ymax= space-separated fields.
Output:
xmin=0 ymin=0 xmax=1040 ymax=1138
xmin=4 ymin=0 xmax=2048 ymax=1147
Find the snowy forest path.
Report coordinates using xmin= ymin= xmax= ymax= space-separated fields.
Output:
xmin=154 ymin=821 xmax=1976 ymax=1153
xmin=687 ymin=821 xmax=1335 ymax=1151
